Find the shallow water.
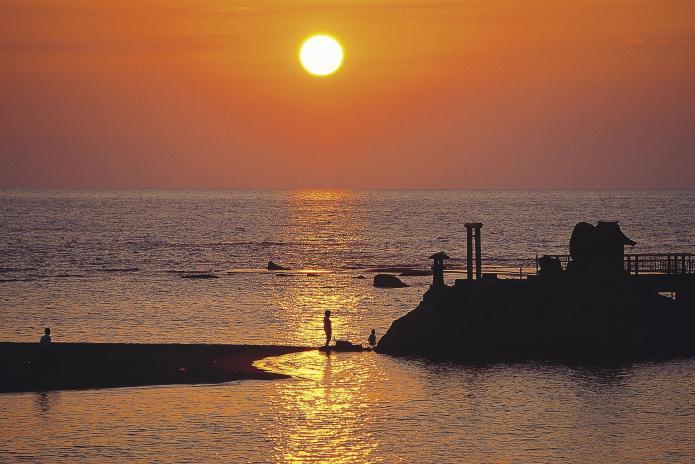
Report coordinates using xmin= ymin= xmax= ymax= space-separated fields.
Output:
xmin=2 ymin=352 xmax=694 ymax=463
xmin=1 ymin=189 xmax=695 ymax=462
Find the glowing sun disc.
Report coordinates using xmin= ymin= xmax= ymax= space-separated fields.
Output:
xmin=299 ymin=35 xmax=343 ymax=76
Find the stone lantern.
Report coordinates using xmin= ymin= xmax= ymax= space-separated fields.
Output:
xmin=429 ymin=251 xmax=450 ymax=287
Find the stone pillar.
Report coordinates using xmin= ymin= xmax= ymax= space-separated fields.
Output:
xmin=466 ymin=227 xmax=473 ymax=280
xmin=465 ymin=223 xmax=483 ymax=279
xmin=475 ymin=226 xmax=482 ymax=280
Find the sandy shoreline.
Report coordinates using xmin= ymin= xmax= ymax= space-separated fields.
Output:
xmin=0 ymin=342 xmax=313 ymax=393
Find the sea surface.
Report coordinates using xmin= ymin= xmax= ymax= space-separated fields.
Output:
xmin=1 ymin=189 xmax=695 ymax=462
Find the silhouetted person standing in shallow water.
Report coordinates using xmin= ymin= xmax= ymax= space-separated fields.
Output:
xmin=39 ymin=327 xmax=51 ymax=371
xmin=323 ymin=310 xmax=332 ymax=348
xmin=368 ymin=329 xmax=377 ymax=347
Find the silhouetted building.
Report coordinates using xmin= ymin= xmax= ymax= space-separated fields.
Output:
xmin=569 ymin=221 xmax=635 ymax=276
xmin=429 ymin=252 xmax=450 ymax=287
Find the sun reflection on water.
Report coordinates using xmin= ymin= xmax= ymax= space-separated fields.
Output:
xmin=256 ymin=351 xmax=381 ymax=463
xmin=277 ymin=287 xmax=361 ymax=347
xmin=276 ymin=189 xmax=368 ymax=347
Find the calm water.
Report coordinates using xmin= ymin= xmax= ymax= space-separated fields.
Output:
xmin=1 ymin=190 xmax=695 ymax=462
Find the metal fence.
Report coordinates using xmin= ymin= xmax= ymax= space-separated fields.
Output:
xmin=535 ymin=253 xmax=694 ymax=275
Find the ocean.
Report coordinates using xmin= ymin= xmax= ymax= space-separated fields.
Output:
xmin=1 ymin=189 xmax=694 ymax=462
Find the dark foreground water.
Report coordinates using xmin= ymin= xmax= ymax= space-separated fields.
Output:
xmin=2 ymin=353 xmax=694 ymax=463
xmin=1 ymin=190 xmax=694 ymax=462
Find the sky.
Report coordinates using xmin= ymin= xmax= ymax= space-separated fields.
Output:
xmin=1 ymin=0 xmax=694 ymax=189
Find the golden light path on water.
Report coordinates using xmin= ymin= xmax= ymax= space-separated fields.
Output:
xmin=255 ymin=351 xmax=380 ymax=463
xmin=270 ymin=192 xmax=392 ymax=462
xmin=280 ymin=190 xmax=365 ymax=346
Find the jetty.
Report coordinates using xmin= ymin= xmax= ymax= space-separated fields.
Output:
xmin=537 ymin=253 xmax=694 ymax=298
xmin=377 ymin=221 xmax=695 ymax=361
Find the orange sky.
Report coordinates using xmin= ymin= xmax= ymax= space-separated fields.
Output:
xmin=1 ymin=0 xmax=694 ymax=188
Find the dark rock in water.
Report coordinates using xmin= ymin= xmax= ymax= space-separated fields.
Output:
xmin=100 ymin=268 xmax=140 ymax=273
xmin=354 ymin=275 xmax=367 ymax=279
xmin=267 ymin=261 xmax=290 ymax=271
xmin=306 ymin=273 xmax=320 ymax=277
xmin=374 ymin=274 xmax=408 ymax=288
xmin=275 ymin=273 xmax=292 ymax=277
xmin=376 ymin=278 xmax=695 ymax=361
xmin=181 ymin=273 xmax=218 ymax=279
xmin=400 ymin=269 xmax=432 ymax=276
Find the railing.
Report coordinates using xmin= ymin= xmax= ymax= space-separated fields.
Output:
xmin=625 ymin=254 xmax=694 ymax=275
xmin=535 ymin=253 xmax=695 ymax=276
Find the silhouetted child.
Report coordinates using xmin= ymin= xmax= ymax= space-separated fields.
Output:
xmin=323 ymin=310 xmax=332 ymax=347
xmin=39 ymin=327 xmax=51 ymax=371
xmin=368 ymin=329 xmax=377 ymax=346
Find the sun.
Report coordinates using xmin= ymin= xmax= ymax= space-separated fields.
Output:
xmin=299 ymin=35 xmax=343 ymax=76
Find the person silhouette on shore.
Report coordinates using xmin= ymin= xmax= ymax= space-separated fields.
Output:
xmin=368 ymin=329 xmax=377 ymax=346
xmin=39 ymin=327 xmax=51 ymax=371
xmin=323 ymin=310 xmax=332 ymax=348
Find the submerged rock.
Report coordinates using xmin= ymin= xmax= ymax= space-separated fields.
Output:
xmin=374 ymin=274 xmax=408 ymax=288
xmin=370 ymin=267 xmax=421 ymax=274
xmin=180 ymin=273 xmax=218 ymax=279
xmin=376 ymin=277 xmax=695 ymax=361
xmin=400 ymin=269 xmax=432 ymax=276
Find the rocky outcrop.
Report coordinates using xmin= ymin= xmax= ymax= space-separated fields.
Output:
xmin=376 ymin=277 xmax=695 ymax=361
xmin=267 ymin=261 xmax=290 ymax=271
xmin=374 ymin=274 xmax=408 ymax=288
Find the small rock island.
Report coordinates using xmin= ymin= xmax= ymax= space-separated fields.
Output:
xmin=376 ymin=221 xmax=695 ymax=361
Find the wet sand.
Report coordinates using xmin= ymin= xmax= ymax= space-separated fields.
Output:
xmin=0 ymin=343 xmax=312 ymax=393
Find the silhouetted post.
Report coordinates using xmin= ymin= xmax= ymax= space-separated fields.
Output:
xmin=466 ymin=227 xmax=473 ymax=280
xmin=475 ymin=226 xmax=482 ymax=279
xmin=430 ymin=252 xmax=450 ymax=287
xmin=465 ymin=223 xmax=483 ymax=279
